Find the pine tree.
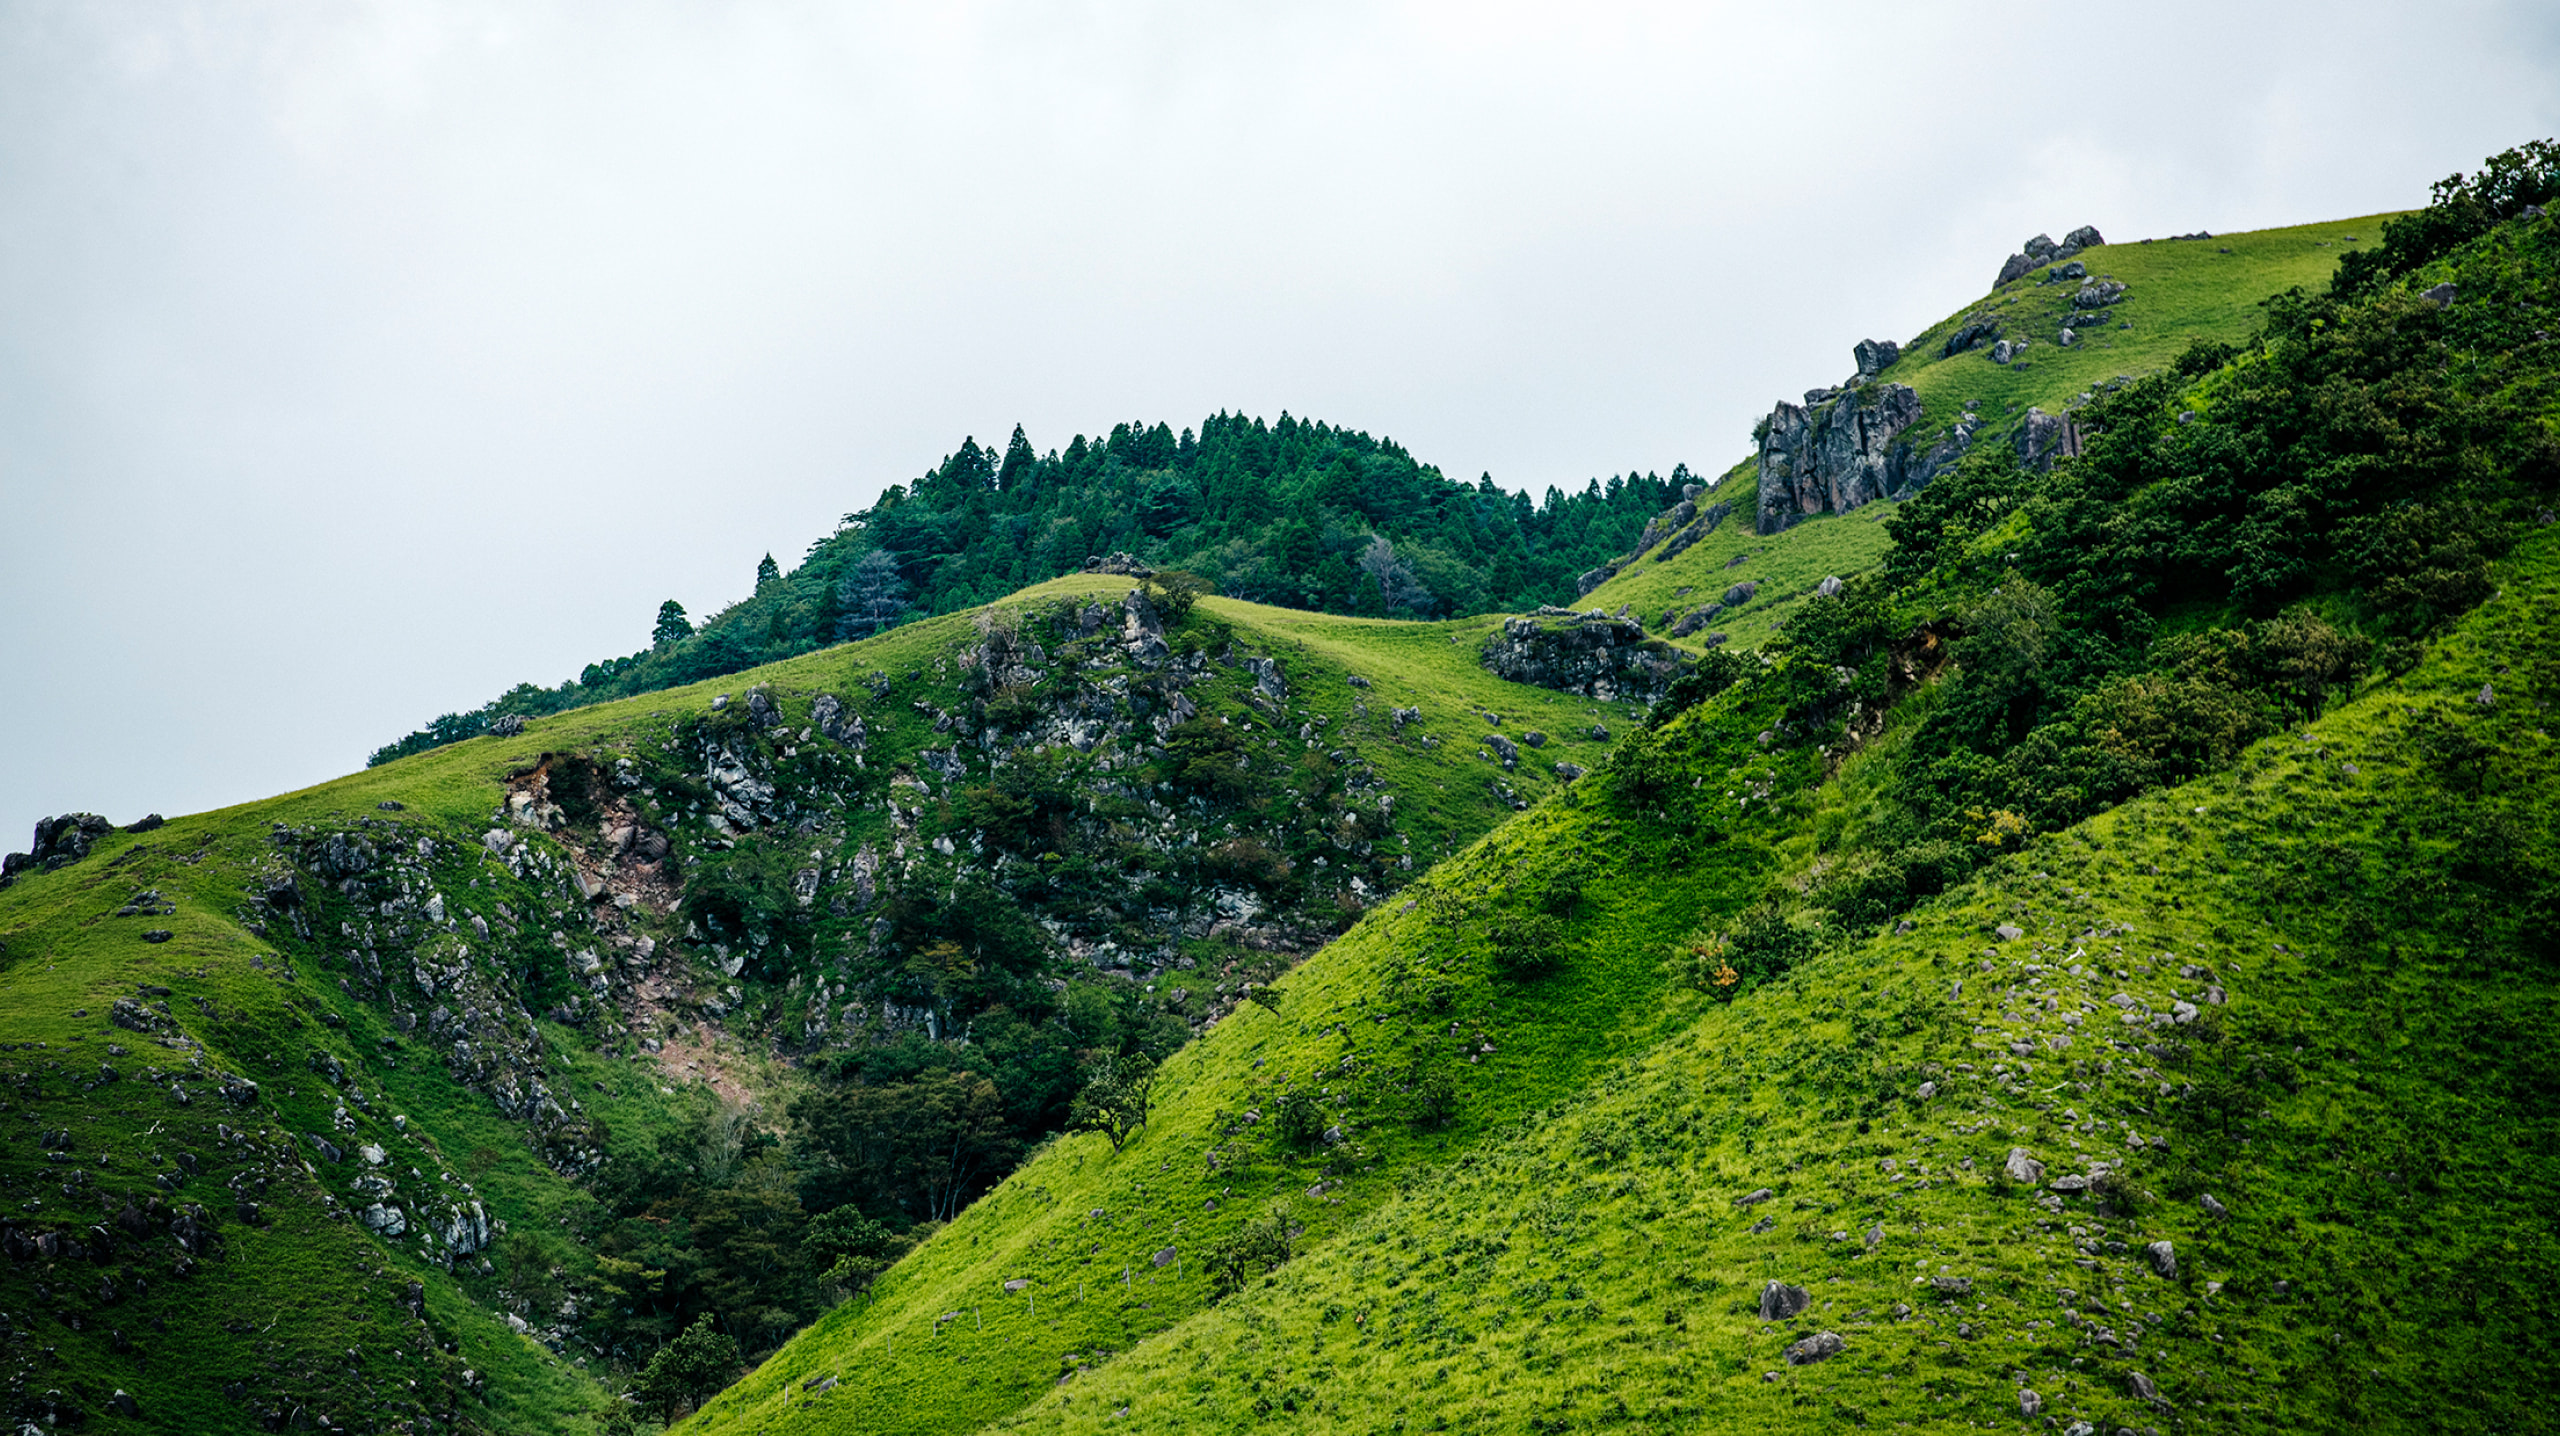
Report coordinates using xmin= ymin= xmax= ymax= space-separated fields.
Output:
xmin=835 ymin=551 xmax=910 ymax=639
xmin=998 ymin=424 xmax=1038 ymax=491
xmin=651 ymin=600 xmax=692 ymax=648
xmin=755 ymin=553 xmax=780 ymax=589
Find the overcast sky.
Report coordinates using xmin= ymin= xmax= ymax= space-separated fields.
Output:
xmin=2 ymin=0 xmax=2555 ymax=848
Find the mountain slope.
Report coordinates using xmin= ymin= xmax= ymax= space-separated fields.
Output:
xmin=0 ymin=575 xmax=1663 ymax=1434
xmin=956 ymin=536 xmax=2560 ymax=1433
xmin=680 ymin=166 xmax=2560 ymax=1436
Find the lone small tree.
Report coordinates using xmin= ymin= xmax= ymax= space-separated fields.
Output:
xmin=836 ymin=551 xmax=910 ymax=640
xmin=1069 ymin=1052 xmax=1157 ymax=1152
xmin=636 ymin=1314 xmax=739 ymax=1422
xmin=651 ymin=600 xmax=692 ymax=648
xmin=1140 ymin=569 xmax=1211 ymax=624
xmin=755 ymin=553 xmax=781 ymax=589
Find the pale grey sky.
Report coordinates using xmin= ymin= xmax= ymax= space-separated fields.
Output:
xmin=3 ymin=0 xmax=2555 ymax=848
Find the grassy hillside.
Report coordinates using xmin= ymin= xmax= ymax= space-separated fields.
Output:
xmin=956 ymin=532 xmax=2560 ymax=1434
xmin=1894 ymin=214 xmax=2401 ymax=431
xmin=0 ymin=574 xmax=1650 ymax=1434
xmin=680 ymin=180 xmax=2560 ymax=1436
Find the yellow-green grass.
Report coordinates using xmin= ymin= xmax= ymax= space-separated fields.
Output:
xmin=1579 ymin=470 xmax=1900 ymax=654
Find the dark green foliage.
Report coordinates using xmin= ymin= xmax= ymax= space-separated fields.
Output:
xmin=654 ymin=599 xmax=694 ymax=647
xmin=1269 ymin=1090 xmax=1329 ymax=1148
xmin=835 ymin=550 xmax=910 ymax=640
xmin=1207 ymin=1204 xmax=1297 ymax=1295
xmin=755 ymin=553 xmax=781 ymax=589
xmin=1647 ymin=644 xmax=1751 ymax=726
xmin=2332 ymin=139 xmax=2558 ymax=297
xmin=792 ymin=1069 xmax=1021 ymax=1224
xmin=801 ymin=1206 xmax=916 ymax=1294
xmin=635 ymin=1314 xmax=740 ymax=1421
xmin=1140 ymin=569 xmax=1212 ymax=623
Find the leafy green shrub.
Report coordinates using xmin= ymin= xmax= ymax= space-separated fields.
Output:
xmin=1270 ymin=1090 xmax=1329 ymax=1148
xmin=636 ymin=1314 xmax=740 ymax=1421
xmin=1208 ymin=1204 xmax=1297 ymax=1294
xmin=1405 ymin=1060 xmax=1458 ymax=1131
xmin=1141 ymin=569 xmax=1213 ymax=623
xmin=1486 ymin=912 xmax=1567 ymax=978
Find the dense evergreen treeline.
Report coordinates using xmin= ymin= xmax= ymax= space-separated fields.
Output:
xmin=370 ymin=411 xmax=1686 ymax=766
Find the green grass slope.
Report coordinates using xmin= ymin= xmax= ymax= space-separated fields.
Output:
xmin=1578 ymin=474 xmax=1900 ymax=655
xmin=858 ymin=522 xmax=2558 ymax=1436
xmin=0 ymin=573 xmax=1670 ymax=1434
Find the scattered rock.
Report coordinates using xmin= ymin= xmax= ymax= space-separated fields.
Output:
xmin=1942 ymin=319 xmax=2001 ymax=356
xmin=1930 ymin=1276 xmax=1973 ymax=1298
xmin=2019 ymin=1388 xmax=2043 ymax=1419
xmin=1994 ymin=924 xmax=2024 ymax=941
xmin=2128 ymin=1369 xmax=2163 ymax=1404
xmin=1758 ymin=1281 xmax=1812 ymax=1320
xmin=2200 ymin=1192 xmax=2229 ymax=1220
xmin=140 ymin=930 xmax=173 ymax=944
xmin=2004 ymin=1148 xmax=2045 ymax=1184
xmin=1484 ymin=734 xmax=1520 ymax=768
xmin=1735 ymin=1187 xmax=1774 ymax=1207
xmin=489 ymin=714 xmax=526 ymax=737
xmin=2049 ymin=1174 xmax=2090 ymax=1194
xmin=1853 ymin=338 xmax=1901 ymax=376
xmin=2422 ymin=282 xmax=2456 ymax=308
xmin=1815 ymin=575 xmax=1843 ymax=597
xmin=1783 ymin=1331 xmax=1845 ymax=1365
xmin=1913 ymin=1080 xmax=1936 ymax=1099
xmin=2145 ymin=1240 xmax=2176 ymax=1277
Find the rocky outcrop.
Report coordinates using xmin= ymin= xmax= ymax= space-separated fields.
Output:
xmin=0 ymin=813 xmax=116 ymax=890
xmin=2015 ymin=408 xmax=2084 ymax=469
xmin=1481 ymin=612 xmax=1688 ymax=703
xmin=1853 ymin=339 xmax=1900 ymax=377
xmin=1994 ymin=226 xmax=2104 ymax=287
xmin=1755 ymin=383 xmax=1931 ymax=534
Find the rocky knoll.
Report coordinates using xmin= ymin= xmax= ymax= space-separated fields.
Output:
xmin=1480 ymin=608 xmax=1688 ymax=704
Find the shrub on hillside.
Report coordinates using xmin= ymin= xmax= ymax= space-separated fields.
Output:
xmin=1208 ymin=1204 xmax=1297 ymax=1295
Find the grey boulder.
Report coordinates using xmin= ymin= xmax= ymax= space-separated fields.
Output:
xmin=1784 ymin=1331 xmax=1846 ymax=1365
xmin=1758 ymin=1280 xmax=1812 ymax=1320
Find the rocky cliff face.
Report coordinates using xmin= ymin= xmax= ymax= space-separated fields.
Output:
xmin=1747 ymin=333 xmax=1991 ymax=535
xmin=1755 ymin=382 xmax=1927 ymax=534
